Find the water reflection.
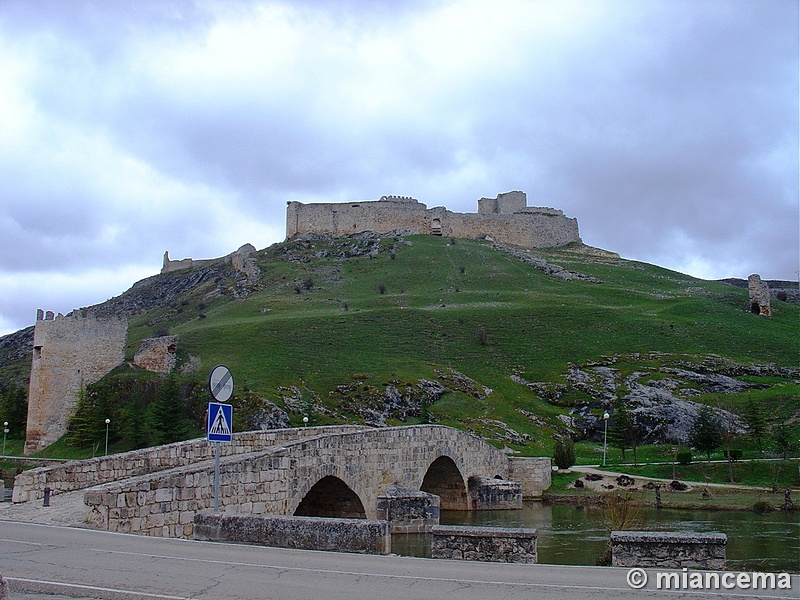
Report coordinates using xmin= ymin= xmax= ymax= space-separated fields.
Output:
xmin=391 ymin=502 xmax=799 ymax=573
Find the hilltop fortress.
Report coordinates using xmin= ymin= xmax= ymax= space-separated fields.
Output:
xmin=286 ymin=191 xmax=581 ymax=248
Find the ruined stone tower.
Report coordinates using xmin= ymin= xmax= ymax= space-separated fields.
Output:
xmin=24 ymin=310 xmax=127 ymax=455
xmin=747 ymin=274 xmax=772 ymax=316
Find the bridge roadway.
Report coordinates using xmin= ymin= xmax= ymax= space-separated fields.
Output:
xmin=2 ymin=521 xmax=796 ymax=600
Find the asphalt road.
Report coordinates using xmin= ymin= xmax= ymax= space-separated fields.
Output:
xmin=1 ymin=521 xmax=797 ymax=600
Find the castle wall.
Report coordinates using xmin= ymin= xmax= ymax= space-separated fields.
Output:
xmin=24 ymin=312 xmax=127 ymax=455
xmin=286 ymin=192 xmax=581 ymax=248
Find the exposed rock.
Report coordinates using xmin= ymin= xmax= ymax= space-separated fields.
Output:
xmin=511 ymin=376 xmax=567 ymax=404
xmin=434 ymin=369 xmax=492 ymax=400
xmin=616 ymin=475 xmax=635 ymax=487
xmin=329 ymin=378 xmax=447 ymax=426
xmin=251 ymin=401 xmax=291 ymax=430
xmin=496 ymin=245 xmax=601 ymax=283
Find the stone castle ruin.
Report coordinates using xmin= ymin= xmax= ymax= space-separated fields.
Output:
xmin=286 ymin=191 xmax=581 ymax=248
xmin=24 ymin=310 xmax=127 ymax=455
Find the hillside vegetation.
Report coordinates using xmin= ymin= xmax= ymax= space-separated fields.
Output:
xmin=3 ymin=234 xmax=799 ymax=462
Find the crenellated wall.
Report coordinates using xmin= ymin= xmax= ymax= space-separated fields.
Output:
xmin=286 ymin=191 xmax=580 ymax=249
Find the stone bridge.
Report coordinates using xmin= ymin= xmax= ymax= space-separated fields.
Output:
xmin=14 ymin=425 xmax=550 ymax=539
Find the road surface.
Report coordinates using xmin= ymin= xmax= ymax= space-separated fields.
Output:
xmin=1 ymin=521 xmax=796 ymax=600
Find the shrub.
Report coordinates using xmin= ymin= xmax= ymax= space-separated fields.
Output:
xmin=776 ymin=290 xmax=787 ymax=302
xmin=723 ymin=449 xmax=743 ymax=461
xmin=378 ymin=284 xmax=387 ymax=295
xmin=553 ymin=436 xmax=576 ymax=470
xmin=676 ymin=450 xmax=692 ymax=465
xmin=476 ymin=330 xmax=488 ymax=345
xmin=752 ymin=501 xmax=772 ymax=514
xmin=303 ymin=278 xmax=314 ymax=290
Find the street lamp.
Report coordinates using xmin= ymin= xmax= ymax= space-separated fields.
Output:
xmin=2 ymin=422 xmax=8 ymax=457
xmin=302 ymin=416 xmax=308 ymax=428
xmin=602 ymin=412 xmax=610 ymax=466
xmin=104 ymin=418 xmax=111 ymax=456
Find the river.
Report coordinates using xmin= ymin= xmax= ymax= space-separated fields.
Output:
xmin=392 ymin=503 xmax=800 ymax=573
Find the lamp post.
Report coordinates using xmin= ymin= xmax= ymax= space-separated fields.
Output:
xmin=104 ymin=418 xmax=111 ymax=456
xmin=302 ymin=416 xmax=308 ymax=428
xmin=2 ymin=422 xmax=8 ymax=457
xmin=602 ymin=412 xmax=610 ymax=466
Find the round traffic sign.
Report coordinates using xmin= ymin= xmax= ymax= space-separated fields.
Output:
xmin=208 ymin=365 xmax=234 ymax=402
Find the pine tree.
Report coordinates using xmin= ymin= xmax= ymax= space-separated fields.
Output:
xmin=67 ymin=386 xmax=99 ymax=449
xmin=2 ymin=385 xmax=28 ymax=439
xmin=689 ymin=406 xmax=724 ymax=462
xmin=553 ymin=435 xmax=576 ymax=470
xmin=607 ymin=399 xmax=631 ymax=462
xmin=149 ymin=375 xmax=188 ymax=445
xmin=743 ymin=398 xmax=766 ymax=451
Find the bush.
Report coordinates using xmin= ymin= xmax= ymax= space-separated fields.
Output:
xmin=752 ymin=501 xmax=772 ymax=514
xmin=378 ymin=284 xmax=387 ymax=295
xmin=676 ymin=451 xmax=692 ymax=465
xmin=553 ymin=436 xmax=576 ymax=470
xmin=723 ymin=449 xmax=743 ymax=461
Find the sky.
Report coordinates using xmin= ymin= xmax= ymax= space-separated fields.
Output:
xmin=1 ymin=0 xmax=797 ymax=336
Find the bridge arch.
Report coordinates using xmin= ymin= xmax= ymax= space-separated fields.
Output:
xmin=420 ymin=455 xmax=470 ymax=510
xmin=293 ymin=475 xmax=367 ymax=519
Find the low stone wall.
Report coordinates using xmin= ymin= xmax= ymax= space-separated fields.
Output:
xmin=611 ymin=531 xmax=727 ymax=569
xmin=12 ymin=425 xmax=367 ymax=502
xmin=431 ymin=525 xmax=538 ymax=563
xmin=194 ymin=513 xmax=391 ymax=555
xmin=507 ymin=457 xmax=551 ymax=499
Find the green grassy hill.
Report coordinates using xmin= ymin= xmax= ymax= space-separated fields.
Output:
xmin=124 ymin=235 xmax=799 ymax=455
xmin=3 ymin=234 xmax=799 ymax=462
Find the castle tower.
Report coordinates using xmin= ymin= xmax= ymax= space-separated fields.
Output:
xmin=24 ymin=311 xmax=127 ymax=455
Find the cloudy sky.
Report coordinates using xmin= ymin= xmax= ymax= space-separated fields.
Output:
xmin=1 ymin=0 xmax=797 ymax=336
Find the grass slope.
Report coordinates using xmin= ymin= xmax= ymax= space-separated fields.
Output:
xmin=119 ymin=235 xmax=798 ymax=457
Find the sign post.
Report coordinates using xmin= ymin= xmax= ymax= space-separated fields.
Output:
xmin=207 ymin=365 xmax=234 ymax=513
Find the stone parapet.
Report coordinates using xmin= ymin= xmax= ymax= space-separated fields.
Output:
xmin=431 ymin=525 xmax=538 ymax=563
xmin=12 ymin=425 xmax=367 ymax=503
xmin=611 ymin=531 xmax=727 ymax=569
xmin=194 ymin=513 xmax=391 ymax=555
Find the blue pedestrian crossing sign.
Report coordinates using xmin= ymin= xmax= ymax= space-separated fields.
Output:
xmin=207 ymin=402 xmax=233 ymax=442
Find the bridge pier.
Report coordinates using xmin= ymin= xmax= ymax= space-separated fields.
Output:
xmin=376 ymin=486 xmax=440 ymax=533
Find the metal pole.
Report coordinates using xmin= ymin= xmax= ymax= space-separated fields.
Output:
xmin=214 ymin=441 xmax=220 ymax=513
xmin=104 ymin=419 xmax=110 ymax=456
xmin=602 ymin=412 xmax=609 ymax=466
xmin=2 ymin=422 xmax=8 ymax=457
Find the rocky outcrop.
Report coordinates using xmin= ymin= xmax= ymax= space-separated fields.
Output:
xmin=496 ymin=245 xmax=601 ymax=282
xmin=514 ymin=354 xmax=789 ymax=444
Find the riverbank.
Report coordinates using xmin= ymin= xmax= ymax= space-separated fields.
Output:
xmin=546 ymin=468 xmax=798 ymax=512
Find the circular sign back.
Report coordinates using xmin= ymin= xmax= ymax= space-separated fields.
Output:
xmin=208 ymin=365 xmax=234 ymax=402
